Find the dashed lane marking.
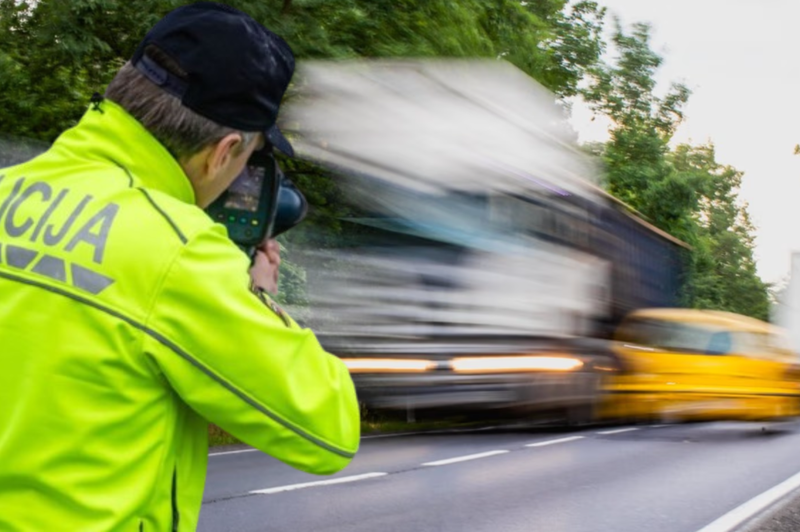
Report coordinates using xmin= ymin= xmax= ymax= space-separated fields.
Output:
xmin=525 ymin=436 xmax=585 ymax=447
xmin=596 ymin=427 xmax=639 ymax=435
xmin=249 ymin=472 xmax=388 ymax=495
xmin=208 ymin=448 xmax=259 ymax=457
xmin=422 ymin=450 xmax=509 ymax=467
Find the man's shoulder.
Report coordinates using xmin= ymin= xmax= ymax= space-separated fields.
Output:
xmin=127 ymin=186 xmax=214 ymax=245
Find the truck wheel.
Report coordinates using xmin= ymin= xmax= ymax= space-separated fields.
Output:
xmin=564 ymin=373 xmax=603 ymax=427
xmin=564 ymin=403 xmax=595 ymax=427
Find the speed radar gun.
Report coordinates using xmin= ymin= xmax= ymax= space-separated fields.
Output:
xmin=206 ymin=147 xmax=308 ymax=259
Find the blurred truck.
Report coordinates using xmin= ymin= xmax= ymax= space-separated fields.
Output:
xmin=283 ymin=60 xmax=687 ymax=424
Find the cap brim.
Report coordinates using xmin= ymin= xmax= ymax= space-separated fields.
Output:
xmin=267 ymin=125 xmax=294 ymax=157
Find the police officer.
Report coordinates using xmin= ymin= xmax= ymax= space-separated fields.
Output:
xmin=0 ymin=3 xmax=360 ymax=531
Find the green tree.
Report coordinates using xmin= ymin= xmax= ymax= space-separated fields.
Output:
xmin=670 ymin=144 xmax=770 ymax=320
xmin=0 ymin=0 xmax=173 ymax=140
xmin=582 ymin=21 xmax=769 ymax=320
xmin=267 ymin=0 xmax=606 ymax=97
xmin=581 ymin=20 xmax=693 ymax=236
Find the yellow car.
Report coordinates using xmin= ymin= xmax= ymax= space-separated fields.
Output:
xmin=600 ymin=308 xmax=800 ymax=423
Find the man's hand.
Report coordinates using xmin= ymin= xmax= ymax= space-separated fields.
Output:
xmin=250 ymin=239 xmax=281 ymax=295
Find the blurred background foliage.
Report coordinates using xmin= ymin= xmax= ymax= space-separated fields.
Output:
xmin=0 ymin=0 xmax=770 ymax=320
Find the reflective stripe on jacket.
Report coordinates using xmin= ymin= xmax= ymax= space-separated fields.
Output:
xmin=0 ymin=100 xmax=360 ymax=531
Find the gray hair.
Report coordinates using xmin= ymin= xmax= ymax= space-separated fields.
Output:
xmin=104 ymin=60 xmax=257 ymax=160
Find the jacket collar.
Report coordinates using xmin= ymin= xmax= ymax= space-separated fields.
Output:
xmin=52 ymin=99 xmax=196 ymax=204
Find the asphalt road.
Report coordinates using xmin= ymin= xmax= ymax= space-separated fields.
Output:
xmin=199 ymin=421 xmax=800 ymax=532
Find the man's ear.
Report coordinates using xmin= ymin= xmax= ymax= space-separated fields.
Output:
xmin=205 ymin=133 xmax=244 ymax=176
xmin=180 ymin=133 xmax=244 ymax=207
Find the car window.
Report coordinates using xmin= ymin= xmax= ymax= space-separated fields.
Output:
xmin=705 ymin=332 xmax=732 ymax=355
xmin=617 ymin=318 xmax=729 ymax=354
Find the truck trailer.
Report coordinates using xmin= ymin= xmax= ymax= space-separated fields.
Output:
xmin=283 ymin=59 xmax=686 ymax=424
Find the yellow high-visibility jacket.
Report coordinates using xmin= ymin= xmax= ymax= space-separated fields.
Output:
xmin=0 ymin=100 xmax=360 ymax=531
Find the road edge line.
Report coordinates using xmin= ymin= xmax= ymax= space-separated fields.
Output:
xmin=695 ymin=469 xmax=800 ymax=532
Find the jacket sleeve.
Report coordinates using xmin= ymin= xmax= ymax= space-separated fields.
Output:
xmin=143 ymin=225 xmax=360 ymax=474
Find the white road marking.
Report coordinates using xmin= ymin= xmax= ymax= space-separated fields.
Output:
xmin=208 ymin=448 xmax=259 ymax=457
xmin=422 ymin=450 xmax=509 ymax=466
xmin=695 ymin=469 xmax=800 ymax=532
xmin=525 ymin=436 xmax=585 ymax=448
xmin=249 ymin=472 xmax=388 ymax=495
xmin=597 ymin=427 xmax=639 ymax=435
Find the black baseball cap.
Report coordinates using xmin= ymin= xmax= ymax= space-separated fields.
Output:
xmin=131 ymin=1 xmax=295 ymax=156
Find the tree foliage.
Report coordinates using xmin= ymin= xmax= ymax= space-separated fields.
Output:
xmin=582 ymin=20 xmax=692 ymax=230
xmin=0 ymin=0 xmax=167 ymax=139
xmin=670 ymin=144 xmax=770 ymax=319
xmin=0 ymin=0 xmax=606 ymax=144
xmin=582 ymin=22 xmax=770 ymax=320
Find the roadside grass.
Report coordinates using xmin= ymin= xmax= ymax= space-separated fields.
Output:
xmin=360 ymin=405 xmax=481 ymax=435
xmin=209 ymin=424 xmax=242 ymax=447
xmin=208 ymin=405 xmax=485 ymax=447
